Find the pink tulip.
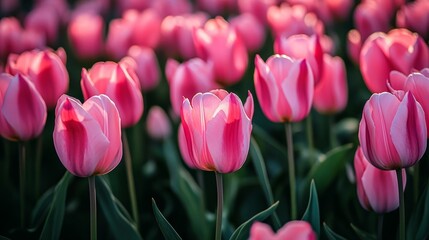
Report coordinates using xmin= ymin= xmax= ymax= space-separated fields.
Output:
xmin=180 ymin=89 xmax=253 ymax=173
xmin=105 ymin=17 xmax=134 ymax=60
xmin=267 ymin=3 xmax=324 ymax=38
xmin=149 ymin=0 xmax=192 ymax=18
xmin=68 ymin=13 xmax=104 ymax=59
xmin=196 ymin=0 xmax=237 ymax=15
xmin=161 ymin=13 xmax=208 ymax=59
xmin=274 ymin=34 xmax=324 ymax=84
xmin=25 ymin=6 xmax=60 ymax=44
xmin=396 ymin=1 xmax=429 ymax=40
xmin=6 ymin=48 xmax=69 ymax=109
xmin=354 ymin=1 xmax=390 ymax=40
xmin=193 ymin=17 xmax=248 ymax=85
xmin=116 ymin=0 xmax=148 ymax=15
xmin=81 ymin=61 xmax=143 ymax=128
xmin=237 ymin=0 xmax=277 ymax=24
xmin=249 ymin=221 xmax=316 ymax=240
xmin=354 ymin=146 xmax=406 ymax=213
xmin=178 ymin=124 xmax=197 ymax=169
xmin=347 ymin=29 xmax=362 ymax=64
xmin=388 ymin=69 xmax=429 ymax=136
xmin=146 ymin=106 xmax=171 ymax=140
xmin=121 ymin=46 xmax=160 ymax=92
xmin=313 ymin=54 xmax=348 ymax=114
xmin=53 ymin=94 xmax=122 ymax=177
xmin=360 ymin=28 xmax=429 ymax=93
xmin=358 ymin=91 xmax=427 ymax=170
xmin=230 ymin=13 xmax=266 ymax=52
xmin=0 ymin=73 xmax=47 ymax=141
xmin=254 ymin=54 xmax=314 ymax=123
xmin=166 ymin=58 xmax=218 ymax=116
xmin=286 ymin=0 xmax=353 ymax=24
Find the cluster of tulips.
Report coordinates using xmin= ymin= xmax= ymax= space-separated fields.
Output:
xmin=1 ymin=0 xmax=429 ymax=239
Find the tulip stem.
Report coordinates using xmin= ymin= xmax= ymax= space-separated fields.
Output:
xmin=88 ymin=176 xmax=97 ymax=240
xmin=215 ymin=172 xmax=223 ymax=240
xmin=122 ymin=131 xmax=140 ymax=230
xmin=328 ymin=115 xmax=337 ymax=148
xmin=396 ymin=169 xmax=405 ymax=240
xmin=35 ymin=135 xmax=43 ymax=199
xmin=2 ymin=139 xmax=11 ymax=187
xmin=413 ymin=163 xmax=420 ymax=204
xmin=378 ymin=214 xmax=384 ymax=240
xmin=306 ymin=114 xmax=315 ymax=162
xmin=197 ymin=171 xmax=206 ymax=213
xmin=285 ymin=123 xmax=297 ymax=220
xmin=19 ymin=142 xmax=26 ymax=228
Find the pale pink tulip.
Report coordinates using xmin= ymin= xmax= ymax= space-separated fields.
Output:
xmin=249 ymin=221 xmax=316 ymax=240
xmin=180 ymin=89 xmax=253 ymax=173
xmin=396 ymin=0 xmax=429 ymax=40
xmin=359 ymin=91 xmax=427 ymax=170
xmin=146 ymin=106 xmax=171 ymax=140
xmin=81 ymin=61 xmax=143 ymax=128
xmin=6 ymin=48 xmax=69 ymax=109
xmin=68 ymin=13 xmax=104 ymax=59
xmin=360 ymin=28 xmax=429 ymax=93
xmin=354 ymin=146 xmax=406 ymax=213
xmin=313 ymin=54 xmax=347 ymax=114
xmin=254 ymin=54 xmax=314 ymax=123
xmin=0 ymin=73 xmax=47 ymax=141
xmin=193 ymin=17 xmax=248 ymax=85
xmin=166 ymin=58 xmax=218 ymax=116
xmin=53 ymin=94 xmax=122 ymax=177
xmin=230 ymin=13 xmax=266 ymax=52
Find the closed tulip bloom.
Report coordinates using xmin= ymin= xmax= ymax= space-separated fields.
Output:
xmin=230 ymin=13 xmax=266 ymax=52
xmin=178 ymin=124 xmax=197 ymax=169
xmin=313 ymin=54 xmax=348 ymax=114
xmin=360 ymin=28 xmax=429 ymax=93
xmin=193 ymin=17 xmax=248 ymax=85
xmin=0 ymin=73 xmax=47 ymax=141
xmin=254 ymin=54 xmax=314 ymax=123
xmin=68 ymin=13 xmax=104 ymax=59
xmin=180 ymin=89 xmax=254 ymax=173
xmin=81 ymin=61 xmax=143 ymax=128
xmin=166 ymin=58 xmax=218 ymax=116
xmin=354 ymin=1 xmax=390 ymax=40
xmin=347 ymin=29 xmax=362 ymax=64
xmin=25 ymin=6 xmax=60 ymax=44
xmin=6 ymin=48 xmax=69 ymax=109
xmin=146 ymin=106 xmax=171 ymax=140
xmin=354 ymin=146 xmax=406 ymax=213
xmin=53 ymin=94 xmax=123 ymax=177
xmin=249 ymin=221 xmax=316 ymax=240
xmin=396 ymin=1 xmax=429 ymax=40
xmin=359 ymin=91 xmax=427 ymax=170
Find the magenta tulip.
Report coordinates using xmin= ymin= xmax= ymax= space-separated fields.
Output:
xmin=196 ymin=0 xmax=237 ymax=15
xmin=193 ymin=17 xmax=248 ymax=85
xmin=53 ymin=94 xmax=122 ymax=177
xmin=249 ymin=221 xmax=316 ymax=240
xmin=354 ymin=1 xmax=390 ymax=40
xmin=0 ymin=73 xmax=47 ymax=141
xmin=313 ymin=54 xmax=348 ymax=114
xmin=180 ymin=89 xmax=253 ymax=173
xmin=146 ymin=106 xmax=171 ymax=140
xmin=354 ymin=146 xmax=406 ymax=213
xmin=359 ymin=28 xmax=429 ymax=93
xmin=397 ymin=1 xmax=429 ymax=40
xmin=254 ymin=54 xmax=314 ymax=123
xmin=81 ymin=61 xmax=143 ymax=128
xmin=6 ymin=48 xmax=69 ymax=109
xmin=358 ymin=91 xmax=427 ymax=170
xmin=25 ymin=6 xmax=60 ymax=44
xmin=68 ymin=13 xmax=104 ymax=59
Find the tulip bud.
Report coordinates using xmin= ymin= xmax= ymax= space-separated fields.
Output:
xmin=68 ymin=13 xmax=104 ymax=59
xmin=146 ymin=106 xmax=171 ymax=140
xmin=249 ymin=221 xmax=316 ymax=240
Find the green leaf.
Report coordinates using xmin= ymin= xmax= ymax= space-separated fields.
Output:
xmin=350 ymin=224 xmax=376 ymax=240
xmin=249 ymin=137 xmax=281 ymax=228
xmin=407 ymin=184 xmax=429 ymax=240
xmin=96 ymin=177 xmax=142 ymax=240
xmin=302 ymin=180 xmax=320 ymax=236
xmin=229 ymin=201 xmax=279 ymax=240
xmin=252 ymin=125 xmax=287 ymax=156
xmin=39 ymin=172 xmax=73 ymax=240
xmin=305 ymin=144 xmax=354 ymax=194
xmin=323 ymin=223 xmax=347 ymax=240
xmin=152 ymin=199 xmax=182 ymax=240
xmin=30 ymin=187 xmax=54 ymax=230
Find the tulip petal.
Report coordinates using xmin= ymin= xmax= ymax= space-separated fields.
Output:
xmin=249 ymin=222 xmax=275 ymax=240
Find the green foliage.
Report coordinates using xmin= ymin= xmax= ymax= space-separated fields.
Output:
xmin=302 ymin=180 xmax=320 ymax=236
xmin=152 ymin=199 xmax=182 ymax=240
xmin=324 ymin=223 xmax=347 ymax=240
xmin=407 ymin=183 xmax=429 ymax=240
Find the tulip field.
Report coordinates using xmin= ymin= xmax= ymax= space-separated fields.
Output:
xmin=1 ymin=0 xmax=429 ymax=239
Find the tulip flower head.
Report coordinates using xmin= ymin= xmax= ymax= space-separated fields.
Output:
xmin=53 ymin=94 xmax=123 ymax=177
xmin=146 ymin=106 xmax=171 ymax=140
xmin=358 ymin=91 xmax=427 ymax=170
xmin=180 ymin=89 xmax=253 ymax=173
xmin=249 ymin=221 xmax=316 ymax=240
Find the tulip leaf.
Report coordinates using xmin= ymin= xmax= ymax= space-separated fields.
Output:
xmin=323 ymin=223 xmax=347 ymax=240
xmin=229 ymin=201 xmax=279 ymax=240
xmin=350 ymin=223 xmax=376 ymax=240
xmin=305 ymin=144 xmax=354 ymax=194
xmin=407 ymin=184 xmax=429 ymax=240
xmin=96 ymin=176 xmax=142 ymax=240
xmin=163 ymin=138 xmax=209 ymax=239
xmin=249 ymin=137 xmax=281 ymax=228
xmin=252 ymin=124 xmax=287 ymax=156
xmin=30 ymin=187 xmax=54 ymax=230
xmin=39 ymin=172 xmax=73 ymax=240
xmin=302 ymin=180 xmax=320 ymax=236
xmin=152 ymin=199 xmax=182 ymax=240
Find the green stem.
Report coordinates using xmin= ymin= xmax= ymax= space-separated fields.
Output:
xmin=378 ymin=214 xmax=384 ymax=240
xmin=215 ymin=172 xmax=223 ymax=240
xmin=328 ymin=115 xmax=337 ymax=148
xmin=122 ymin=130 xmax=140 ymax=230
xmin=285 ymin=123 xmax=297 ymax=220
xmin=413 ymin=163 xmax=420 ymax=204
xmin=19 ymin=142 xmax=26 ymax=228
xmin=306 ymin=114 xmax=315 ymax=162
xmin=88 ymin=176 xmax=97 ymax=240
xmin=2 ymin=139 xmax=11 ymax=186
xmin=396 ymin=169 xmax=405 ymax=240
xmin=35 ymin=135 xmax=43 ymax=199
